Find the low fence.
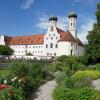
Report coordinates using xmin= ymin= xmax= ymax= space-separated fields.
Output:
xmin=10 ymin=55 xmax=52 ymax=60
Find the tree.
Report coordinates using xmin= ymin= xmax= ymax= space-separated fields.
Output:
xmin=85 ymin=3 xmax=100 ymax=64
xmin=0 ymin=45 xmax=13 ymax=55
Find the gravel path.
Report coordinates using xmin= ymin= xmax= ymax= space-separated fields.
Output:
xmin=92 ymin=79 xmax=100 ymax=90
xmin=30 ymin=80 xmax=57 ymax=100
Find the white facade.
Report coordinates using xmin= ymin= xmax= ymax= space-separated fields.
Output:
xmin=0 ymin=13 xmax=84 ymax=59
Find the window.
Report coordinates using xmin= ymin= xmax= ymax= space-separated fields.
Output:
xmin=71 ymin=43 xmax=73 ymax=47
xmin=50 ymin=43 xmax=53 ymax=48
xmin=46 ymin=44 xmax=48 ymax=48
xmin=71 ymin=49 xmax=73 ymax=55
xmin=56 ymin=37 xmax=58 ymax=39
xmin=26 ymin=45 xmax=28 ymax=48
xmin=54 ymin=53 xmax=56 ymax=56
xmin=55 ymin=44 xmax=58 ymax=48
xmin=47 ymin=53 xmax=49 ymax=56
xmin=51 ymin=37 xmax=53 ymax=40
xmin=71 ymin=23 xmax=72 ymax=26
xmin=74 ymin=23 xmax=75 ymax=26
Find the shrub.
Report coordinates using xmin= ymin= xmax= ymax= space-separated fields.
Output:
xmin=0 ymin=86 xmax=25 ymax=100
xmin=54 ymin=71 xmax=66 ymax=83
xmin=53 ymin=86 xmax=76 ymax=100
xmin=60 ymin=77 xmax=74 ymax=89
xmin=7 ymin=60 xmax=45 ymax=99
xmin=92 ymin=90 xmax=100 ymax=100
xmin=96 ymin=63 xmax=100 ymax=71
xmin=53 ymin=85 xmax=95 ymax=100
xmin=8 ymin=60 xmax=31 ymax=77
xmin=73 ymin=70 xmax=100 ymax=81
xmin=75 ymin=87 xmax=95 ymax=100
xmin=73 ymin=77 xmax=92 ymax=89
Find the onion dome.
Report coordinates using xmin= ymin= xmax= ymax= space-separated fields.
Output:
xmin=49 ymin=16 xmax=58 ymax=21
xmin=68 ymin=12 xmax=77 ymax=18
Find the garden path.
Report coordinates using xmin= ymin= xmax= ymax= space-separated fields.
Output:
xmin=29 ymin=80 xmax=57 ymax=100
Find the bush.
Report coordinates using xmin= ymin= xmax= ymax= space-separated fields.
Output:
xmin=53 ymin=86 xmax=76 ymax=100
xmin=96 ymin=63 xmax=100 ymax=71
xmin=73 ymin=70 xmax=100 ymax=81
xmin=54 ymin=71 xmax=66 ymax=83
xmin=0 ymin=86 xmax=25 ymax=100
xmin=53 ymin=85 xmax=95 ymax=100
xmin=73 ymin=77 xmax=92 ymax=89
xmin=92 ymin=90 xmax=100 ymax=100
xmin=6 ymin=60 xmax=45 ymax=99
xmin=60 ymin=77 xmax=74 ymax=88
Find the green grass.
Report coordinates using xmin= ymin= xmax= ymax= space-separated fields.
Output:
xmin=0 ymin=69 xmax=9 ymax=76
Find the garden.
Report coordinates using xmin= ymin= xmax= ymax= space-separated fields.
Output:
xmin=49 ymin=56 xmax=100 ymax=100
xmin=0 ymin=59 xmax=52 ymax=100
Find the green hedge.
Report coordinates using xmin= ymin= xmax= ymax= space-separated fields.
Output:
xmin=73 ymin=70 xmax=100 ymax=80
xmin=53 ymin=77 xmax=100 ymax=100
xmin=53 ymin=86 xmax=95 ymax=100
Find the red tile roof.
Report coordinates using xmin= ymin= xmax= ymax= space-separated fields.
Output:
xmin=5 ymin=34 xmax=44 ymax=45
xmin=57 ymin=28 xmax=77 ymax=42
xmin=4 ymin=28 xmax=84 ymax=47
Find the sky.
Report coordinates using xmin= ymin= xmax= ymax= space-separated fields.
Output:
xmin=0 ymin=0 xmax=99 ymax=42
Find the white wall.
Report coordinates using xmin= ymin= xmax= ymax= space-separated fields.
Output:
xmin=58 ymin=42 xmax=70 ymax=56
xmin=44 ymin=25 xmax=60 ymax=57
xmin=10 ymin=44 xmax=44 ymax=56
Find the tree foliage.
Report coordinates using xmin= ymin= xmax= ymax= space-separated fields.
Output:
xmin=0 ymin=45 xmax=13 ymax=55
xmin=85 ymin=3 xmax=100 ymax=64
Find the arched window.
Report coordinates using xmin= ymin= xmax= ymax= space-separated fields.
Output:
xmin=71 ymin=23 xmax=72 ymax=26
xmin=50 ymin=43 xmax=53 ymax=48
xmin=55 ymin=44 xmax=58 ymax=48
xmin=46 ymin=44 xmax=48 ymax=48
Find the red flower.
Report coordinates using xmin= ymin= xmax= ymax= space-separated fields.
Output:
xmin=8 ymin=90 xmax=14 ymax=95
xmin=0 ymin=84 xmax=11 ymax=90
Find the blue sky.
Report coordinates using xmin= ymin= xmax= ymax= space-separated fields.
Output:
xmin=0 ymin=0 xmax=99 ymax=42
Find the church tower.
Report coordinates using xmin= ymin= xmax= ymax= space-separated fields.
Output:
xmin=49 ymin=16 xmax=58 ymax=27
xmin=68 ymin=12 xmax=77 ymax=38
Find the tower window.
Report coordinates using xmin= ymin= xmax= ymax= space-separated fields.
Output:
xmin=74 ymin=23 xmax=75 ymax=26
xmin=50 ymin=43 xmax=53 ymax=48
xmin=71 ymin=23 xmax=72 ymax=26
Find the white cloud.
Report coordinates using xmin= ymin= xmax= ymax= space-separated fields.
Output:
xmin=21 ymin=0 xmax=34 ymax=10
xmin=78 ymin=18 xmax=95 ymax=43
xmin=35 ymin=14 xmax=68 ymax=32
xmin=35 ymin=13 xmax=95 ymax=43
